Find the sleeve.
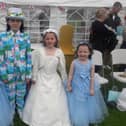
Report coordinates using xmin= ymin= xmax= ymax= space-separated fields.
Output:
xmin=32 ymin=50 xmax=40 ymax=81
xmin=0 ymin=33 xmax=8 ymax=81
xmin=57 ymin=49 xmax=67 ymax=81
xmin=25 ymin=34 xmax=32 ymax=79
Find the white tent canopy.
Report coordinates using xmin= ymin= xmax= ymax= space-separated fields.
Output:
xmin=1 ymin=0 xmax=126 ymax=7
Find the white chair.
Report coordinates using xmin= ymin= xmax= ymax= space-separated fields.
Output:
xmin=111 ymin=49 xmax=126 ymax=84
xmin=92 ymin=50 xmax=109 ymax=85
xmin=92 ymin=50 xmax=109 ymax=100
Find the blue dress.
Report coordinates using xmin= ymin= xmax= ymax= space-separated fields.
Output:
xmin=0 ymin=81 xmax=13 ymax=126
xmin=67 ymin=59 xmax=108 ymax=126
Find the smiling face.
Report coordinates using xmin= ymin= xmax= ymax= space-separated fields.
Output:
xmin=44 ymin=32 xmax=58 ymax=48
xmin=77 ymin=45 xmax=90 ymax=61
xmin=8 ymin=19 xmax=22 ymax=32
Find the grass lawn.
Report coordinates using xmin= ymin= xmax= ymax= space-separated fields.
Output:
xmin=14 ymin=107 xmax=126 ymax=126
xmin=99 ymin=108 xmax=126 ymax=126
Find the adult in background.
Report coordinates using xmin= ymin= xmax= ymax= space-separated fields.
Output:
xmin=119 ymin=24 xmax=126 ymax=71
xmin=122 ymin=15 xmax=126 ymax=48
xmin=89 ymin=8 xmax=115 ymax=53
xmin=89 ymin=8 xmax=116 ymax=71
xmin=103 ymin=2 xmax=122 ymax=65
xmin=105 ymin=1 xmax=122 ymax=32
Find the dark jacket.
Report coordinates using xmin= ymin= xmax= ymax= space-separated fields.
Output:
xmin=89 ymin=20 xmax=116 ymax=53
xmin=104 ymin=13 xmax=121 ymax=30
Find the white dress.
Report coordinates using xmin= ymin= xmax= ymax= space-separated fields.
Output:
xmin=23 ymin=47 xmax=71 ymax=126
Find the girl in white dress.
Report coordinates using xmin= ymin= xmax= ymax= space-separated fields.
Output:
xmin=23 ymin=29 xmax=71 ymax=126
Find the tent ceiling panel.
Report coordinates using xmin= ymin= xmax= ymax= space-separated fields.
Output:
xmin=1 ymin=0 xmax=126 ymax=7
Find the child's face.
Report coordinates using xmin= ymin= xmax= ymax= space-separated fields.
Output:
xmin=8 ymin=19 xmax=22 ymax=32
xmin=77 ymin=45 xmax=90 ymax=61
xmin=44 ymin=33 xmax=57 ymax=48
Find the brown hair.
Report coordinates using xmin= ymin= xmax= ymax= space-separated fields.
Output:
xmin=113 ymin=1 xmax=122 ymax=9
xmin=96 ymin=8 xmax=107 ymax=19
xmin=75 ymin=42 xmax=93 ymax=59
xmin=43 ymin=32 xmax=58 ymax=48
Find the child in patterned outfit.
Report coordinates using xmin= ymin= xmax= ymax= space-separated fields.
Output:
xmin=0 ymin=7 xmax=32 ymax=121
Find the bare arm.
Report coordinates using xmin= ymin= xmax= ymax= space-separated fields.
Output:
xmin=90 ymin=65 xmax=95 ymax=96
xmin=67 ymin=61 xmax=74 ymax=92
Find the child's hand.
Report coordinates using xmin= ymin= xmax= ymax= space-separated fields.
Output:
xmin=26 ymin=79 xmax=31 ymax=85
xmin=3 ymin=80 xmax=8 ymax=84
xmin=90 ymin=89 xmax=94 ymax=96
xmin=32 ymin=80 xmax=36 ymax=84
xmin=67 ymin=84 xmax=72 ymax=92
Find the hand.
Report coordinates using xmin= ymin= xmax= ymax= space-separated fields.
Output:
xmin=67 ymin=84 xmax=72 ymax=92
xmin=3 ymin=80 xmax=8 ymax=84
xmin=26 ymin=79 xmax=31 ymax=85
xmin=32 ymin=80 xmax=36 ymax=84
xmin=90 ymin=89 xmax=94 ymax=96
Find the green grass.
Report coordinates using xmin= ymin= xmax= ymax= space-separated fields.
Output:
xmin=99 ymin=108 xmax=126 ymax=126
xmin=14 ymin=107 xmax=126 ymax=126
xmin=14 ymin=114 xmax=27 ymax=126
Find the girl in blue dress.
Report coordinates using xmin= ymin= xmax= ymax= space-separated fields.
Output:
xmin=0 ymin=81 xmax=12 ymax=126
xmin=67 ymin=42 xmax=108 ymax=126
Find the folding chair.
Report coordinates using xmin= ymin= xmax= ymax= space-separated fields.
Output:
xmin=111 ymin=49 xmax=126 ymax=85
xmin=92 ymin=50 xmax=109 ymax=99
xmin=92 ymin=50 xmax=108 ymax=85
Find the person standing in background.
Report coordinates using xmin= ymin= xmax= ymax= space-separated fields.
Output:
xmin=120 ymin=21 xmax=126 ymax=48
xmin=89 ymin=8 xmax=115 ymax=70
xmin=103 ymin=2 xmax=122 ymax=65
xmin=105 ymin=1 xmax=123 ymax=50
xmin=90 ymin=8 xmax=115 ymax=53
xmin=105 ymin=2 xmax=122 ymax=31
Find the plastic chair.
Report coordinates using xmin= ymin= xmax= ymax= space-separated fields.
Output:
xmin=92 ymin=50 xmax=109 ymax=99
xmin=111 ymin=49 xmax=126 ymax=84
xmin=92 ymin=50 xmax=109 ymax=85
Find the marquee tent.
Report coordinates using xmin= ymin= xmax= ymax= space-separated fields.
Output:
xmin=0 ymin=0 xmax=126 ymax=47
xmin=1 ymin=0 xmax=126 ymax=7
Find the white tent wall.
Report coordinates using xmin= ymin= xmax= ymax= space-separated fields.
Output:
xmin=49 ymin=7 xmax=67 ymax=31
xmin=1 ymin=0 xmax=126 ymax=7
xmin=0 ymin=0 xmax=126 ymax=46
